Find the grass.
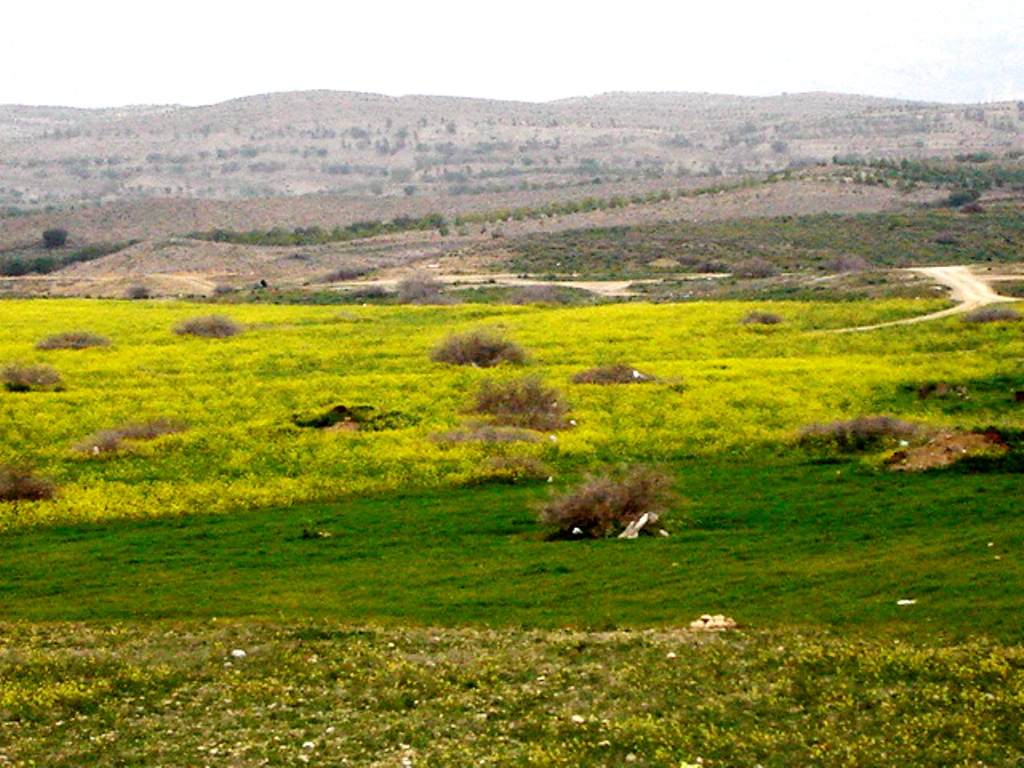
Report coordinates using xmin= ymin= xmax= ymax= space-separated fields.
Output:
xmin=1 ymin=455 xmax=1021 ymax=639
xmin=2 ymin=621 xmax=1023 ymax=767
xmin=1 ymin=296 xmax=1024 ymax=764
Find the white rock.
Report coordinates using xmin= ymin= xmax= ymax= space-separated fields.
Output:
xmin=231 ymin=649 xmax=247 ymax=659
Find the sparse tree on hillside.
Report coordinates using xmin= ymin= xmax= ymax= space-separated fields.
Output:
xmin=42 ymin=228 xmax=68 ymax=249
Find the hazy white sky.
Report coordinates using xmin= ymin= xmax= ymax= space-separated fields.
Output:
xmin=3 ymin=0 xmax=1022 ymax=107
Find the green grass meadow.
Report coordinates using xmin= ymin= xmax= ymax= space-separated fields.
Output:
xmin=2 ymin=297 xmax=1024 ymax=765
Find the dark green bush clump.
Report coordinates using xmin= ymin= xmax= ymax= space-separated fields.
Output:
xmin=431 ymin=330 xmax=528 ymax=368
xmin=75 ymin=419 xmax=188 ymax=455
xmin=36 ymin=331 xmax=111 ymax=350
xmin=740 ymin=311 xmax=784 ymax=326
xmin=962 ymin=306 xmax=1021 ymax=324
xmin=538 ymin=465 xmax=674 ymax=539
xmin=0 ymin=463 xmax=56 ymax=501
xmin=293 ymin=405 xmax=416 ymax=431
xmin=572 ymin=364 xmax=656 ymax=384
xmin=799 ymin=416 xmax=921 ymax=452
xmin=2 ymin=363 xmax=64 ymax=392
xmin=174 ymin=315 xmax=244 ymax=338
xmin=473 ymin=376 xmax=570 ymax=431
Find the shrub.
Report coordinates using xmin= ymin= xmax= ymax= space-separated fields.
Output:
xmin=740 ymin=311 xmax=783 ymax=326
xmin=125 ymin=285 xmax=151 ymax=300
xmin=538 ymin=465 xmax=674 ymax=539
xmin=36 ymin=331 xmax=111 ymax=350
xmin=798 ymin=416 xmax=922 ymax=452
xmin=2 ymin=363 xmax=64 ymax=392
xmin=174 ymin=315 xmax=244 ymax=338
xmin=733 ymin=258 xmax=779 ymax=279
xmin=507 ymin=284 xmax=565 ymax=305
xmin=572 ymin=364 xmax=656 ymax=384
xmin=825 ymin=254 xmax=870 ymax=273
xmin=962 ymin=306 xmax=1021 ymax=324
xmin=472 ymin=376 xmax=570 ymax=431
xmin=74 ymin=419 xmax=187 ymax=455
xmin=0 ymin=463 xmax=56 ymax=501
xmin=42 ymin=228 xmax=68 ymax=249
xmin=432 ymin=425 xmax=542 ymax=444
xmin=321 ymin=267 xmax=368 ymax=283
xmin=396 ymin=274 xmax=449 ymax=304
xmin=431 ymin=330 xmax=527 ymax=368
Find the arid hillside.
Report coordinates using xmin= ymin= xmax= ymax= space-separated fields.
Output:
xmin=2 ymin=90 xmax=1023 ymax=209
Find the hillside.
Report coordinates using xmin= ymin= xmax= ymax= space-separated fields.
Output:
xmin=2 ymin=90 xmax=1023 ymax=209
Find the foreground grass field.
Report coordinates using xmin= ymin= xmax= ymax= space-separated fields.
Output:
xmin=2 ymin=297 xmax=1023 ymax=764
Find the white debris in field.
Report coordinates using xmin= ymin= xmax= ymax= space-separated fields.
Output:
xmin=896 ymin=599 xmax=917 ymax=606
xmin=689 ymin=614 xmax=738 ymax=631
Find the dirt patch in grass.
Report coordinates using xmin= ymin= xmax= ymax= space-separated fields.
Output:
xmin=885 ymin=431 xmax=1009 ymax=471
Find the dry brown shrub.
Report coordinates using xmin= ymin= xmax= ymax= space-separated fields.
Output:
xmin=0 ymin=463 xmax=57 ymax=501
xmin=571 ymin=364 xmax=656 ymax=384
xmin=396 ymin=274 xmax=454 ymax=305
xmin=174 ymin=315 xmax=243 ymax=338
xmin=798 ymin=416 xmax=922 ymax=452
xmin=75 ymin=419 xmax=188 ymax=455
xmin=2 ymin=363 xmax=64 ymax=392
xmin=962 ymin=306 xmax=1021 ymax=324
xmin=739 ymin=311 xmax=783 ymax=326
xmin=431 ymin=330 xmax=527 ymax=368
xmin=472 ymin=376 xmax=570 ymax=431
xmin=36 ymin=331 xmax=111 ymax=350
xmin=507 ymin=284 xmax=565 ymax=305
xmin=432 ymin=425 xmax=542 ymax=444
xmin=733 ymin=258 xmax=779 ymax=278
xmin=538 ymin=465 xmax=674 ymax=539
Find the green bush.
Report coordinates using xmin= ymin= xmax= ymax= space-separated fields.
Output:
xmin=538 ymin=465 xmax=674 ymax=539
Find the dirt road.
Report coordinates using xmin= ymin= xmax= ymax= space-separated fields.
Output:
xmin=830 ymin=265 xmax=1021 ymax=333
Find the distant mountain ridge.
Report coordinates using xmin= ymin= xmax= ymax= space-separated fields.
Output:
xmin=2 ymin=90 xmax=1022 ymax=210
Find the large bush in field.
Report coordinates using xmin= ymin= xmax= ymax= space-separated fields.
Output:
xmin=431 ymin=329 xmax=528 ymax=368
xmin=538 ymin=465 xmax=674 ymax=539
xmin=472 ymin=376 xmax=569 ymax=431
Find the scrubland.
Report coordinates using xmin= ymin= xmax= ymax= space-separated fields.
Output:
xmin=2 ymin=296 xmax=1024 ymax=765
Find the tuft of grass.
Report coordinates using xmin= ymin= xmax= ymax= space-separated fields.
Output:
xmin=571 ymin=364 xmax=656 ymax=384
xmin=962 ymin=305 xmax=1022 ymax=324
xmin=36 ymin=330 xmax=111 ymax=350
xmin=0 ymin=463 xmax=56 ymax=501
xmin=430 ymin=329 xmax=528 ymax=367
xmin=472 ymin=375 xmax=570 ymax=431
xmin=74 ymin=419 xmax=188 ymax=455
xmin=798 ymin=416 xmax=922 ymax=452
xmin=538 ymin=464 xmax=674 ymax=539
xmin=1 ymin=362 xmax=64 ymax=392
xmin=173 ymin=314 xmax=244 ymax=338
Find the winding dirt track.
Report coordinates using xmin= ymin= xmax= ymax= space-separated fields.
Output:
xmin=829 ymin=266 xmax=1021 ymax=333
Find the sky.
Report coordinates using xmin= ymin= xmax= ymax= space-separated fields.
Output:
xmin=3 ymin=0 xmax=1023 ymax=108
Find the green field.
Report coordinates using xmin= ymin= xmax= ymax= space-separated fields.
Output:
xmin=2 ymin=297 xmax=1024 ymax=765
